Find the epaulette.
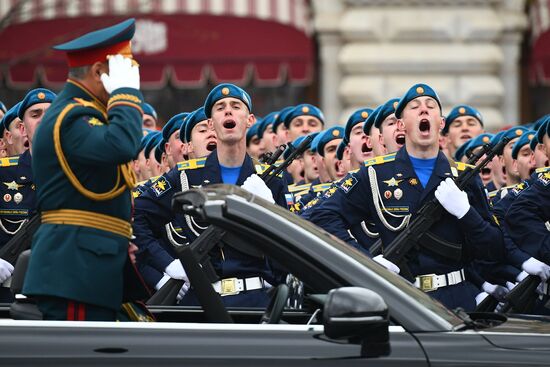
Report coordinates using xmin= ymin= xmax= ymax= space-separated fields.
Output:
xmin=178 ymin=158 xmax=206 ymax=171
xmin=254 ymin=164 xmax=283 ymax=178
xmin=288 ymin=183 xmax=311 ymax=193
xmin=536 ymin=166 xmax=550 ymax=173
xmin=454 ymin=161 xmax=475 ymax=171
xmin=0 ymin=156 xmax=19 ymax=167
xmin=510 ymin=181 xmax=530 ymax=196
xmin=293 ymin=189 xmax=310 ymax=198
xmin=537 ymin=170 xmax=550 ymax=186
xmin=71 ymin=98 xmax=108 ymax=120
xmin=364 ymin=152 xmax=397 ymax=167
xmin=488 ymin=190 xmax=498 ymax=198
xmin=312 ymin=182 xmax=332 ymax=193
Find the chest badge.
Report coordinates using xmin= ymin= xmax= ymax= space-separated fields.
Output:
xmin=3 ymin=194 xmax=11 ymax=202
xmin=13 ymin=192 xmax=22 ymax=204
xmin=408 ymin=178 xmax=418 ymax=186
xmin=384 ymin=190 xmax=392 ymax=199
xmin=394 ymin=188 xmax=403 ymax=200
xmin=383 ymin=177 xmax=403 ymax=187
xmin=3 ymin=181 xmax=23 ymax=190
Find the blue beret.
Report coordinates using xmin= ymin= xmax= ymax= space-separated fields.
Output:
xmin=512 ymin=130 xmax=536 ymax=160
xmin=535 ymin=117 xmax=550 ymax=147
xmin=374 ymin=98 xmax=400 ymax=129
xmin=363 ymin=105 xmax=382 ymax=135
xmin=443 ymin=105 xmax=483 ymax=134
xmin=501 ymin=126 xmax=530 ymax=145
xmin=53 ymin=18 xmax=135 ymax=67
xmin=257 ymin=111 xmax=279 ymax=140
xmin=142 ymin=103 xmax=158 ymax=120
xmin=531 ymin=114 xmax=549 ymax=132
xmin=154 ymin=139 xmax=165 ymax=164
xmin=139 ymin=130 xmax=156 ymax=152
xmin=454 ymin=133 xmax=493 ymax=161
xmin=284 ymin=104 xmax=325 ymax=128
xmin=162 ymin=112 xmax=188 ymax=142
xmin=204 ymin=83 xmax=252 ymax=118
xmin=17 ymin=88 xmax=56 ymax=119
xmin=0 ymin=101 xmax=6 ymax=114
xmin=336 ymin=140 xmax=347 ymax=160
xmin=183 ymin=107 xmax=208 ymax=143
xmin=454 ymin=141 xmax=471 ymax=162
xmin=315 ymin=126 xmax=345 ymax=157
xmin=1 ymin=101 xmax=22 ymax=133
xmin=283 ymin=134 xmax=314 ymax=160
xmin=272 ymin=106 xmax=294 ymax=133
xmin=246 ymin=122 xmax=261 ymax=147
xmin=395 ymin=83 xmax=442 ymax=119
xmin=490 ymin=130 xmax=506 ymax=147
xmin=345 ymin=107 xmax=372 ymax=141
xmin=143 ymin=131 xmax=162 ymax=158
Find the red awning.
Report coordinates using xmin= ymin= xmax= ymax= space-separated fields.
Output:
xmin=0 ymin=14 xmax=314 ymax=89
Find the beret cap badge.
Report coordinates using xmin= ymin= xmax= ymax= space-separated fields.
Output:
xmin=221 ymin=87 xmax=230 ymax=96
xmin=302 ymin=106 xmax=310 ymax=113
xmin=416 ymin=86 xmax=424 ymax=94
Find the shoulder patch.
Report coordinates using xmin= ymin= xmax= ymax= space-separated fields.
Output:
xmin=312 ymin=182 xmax=332 ymax=193
xmin=254 ymin=164 xmax=283 ymax=178
xmin=538 ymin=171 xmax=550 ymax=186
xmin=339 ymin=175 xmax=358 ymax=193
xmin=132 ymin=186 xmax=144 ymax=198
xmin=510 ymin=181 xmax=529 ymax=196
xmin=364 ymin=152 xmax=396 ymax=167
xmin=0 ymin=156 xmax=19 ymax=167
xmin=178 ymin=158 xmax=206 ymax=171
xmin=150 ymin=177 xmax=172 ymax=197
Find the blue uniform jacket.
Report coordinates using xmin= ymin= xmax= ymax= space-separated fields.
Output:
xmin=133 ymin=150 xmax=289 ymax=285
xmin=309 ymin=147 xmax=504 ymax=277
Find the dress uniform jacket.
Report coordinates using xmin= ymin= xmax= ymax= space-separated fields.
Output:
xmin=23 ymin=80 xmax=143 ymax=311
xmin=0 ymin=151 xmax=36 ymax=248
xmin=505 ymin=167 xmax=550 ymax=264
xmin=309 ymin=147 xmax=504 ymax=309
xmin=133 ymin=151 xmax=289 ymax=305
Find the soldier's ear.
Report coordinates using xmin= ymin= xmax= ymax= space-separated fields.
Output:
xmin=440 ymin=116 xmax=446 ymax=131
xmin=246 ymin=114 xmax=256 ymax=128
xmin=91 ymin=62 xmax=106 ymax=81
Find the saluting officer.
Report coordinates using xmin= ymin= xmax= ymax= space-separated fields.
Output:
xmin=309 ymin=83 xmax=504 ymax=310
xmin=23 ymin=19 xmax=144 ymax=321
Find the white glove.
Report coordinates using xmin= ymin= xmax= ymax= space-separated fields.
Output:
xmin=434 ymin=178 xmax=470 ymax=219
xmin=177 ymin=282 xmax=190 ymax=302
xmin=475 ymin=291 xmax=489 ymax=305
xmin=481 ymin=281 xmax=509 ymax=301
xmin=240 ymin=174 xmax=275 ymax=203
xmin=164 ymin=259 xmax=189 ymax=281
xmin=536 ymin=281 xmax=548 ymax=296
xmin=100 ymin=54 xmax=140 ymax=94
xmin=506 ymin=281 xmax=516 ymax=291
xmin=521 ymin=257 xmax=550 ymax=281
xmin=373 ymin=255 xmax=400 ymax=274
xmin=154 ymin=274 xmax=171 ymax=291
xmin=516 ymin=271 xmax=529 ymax=282
xmin=0 ymin=258 xmax=14 ymax=283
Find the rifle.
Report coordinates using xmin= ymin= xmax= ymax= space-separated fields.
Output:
xmin=502 ymin=275 xmax=541 ymax=314
xmin=375 ymin=137 xmax=510 ymax=281
xmin=474 ymin=292 xmax=500 ymax=313
xmin=147 ymin=136 xmax=313 ymax=306
xmin=0 ymin=215 xmax=41 ymax=266
xmin=259 ymin=144 xmax=286 ymax=165
xmin=370 ymin=140 xmax=497 ymax=258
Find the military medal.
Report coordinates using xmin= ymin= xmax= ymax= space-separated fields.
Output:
xmin=14 ymin=192 xmax=23 ymax=204
xmin=394 ymin=188 xmax=403 ymax=200
xmin=409 ymin=178 xmax=418 ymax=186
xmin=3 ymin=194 xmax=11 ymax=202
xmin=384 ymin=190 xmax=392 ymax=199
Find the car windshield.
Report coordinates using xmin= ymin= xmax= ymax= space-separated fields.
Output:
xmin=202 ymin=185 xmax=465 ymax=328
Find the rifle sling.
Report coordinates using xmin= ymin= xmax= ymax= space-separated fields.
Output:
xmin=419 ymin=231 xmax=463 ymax=261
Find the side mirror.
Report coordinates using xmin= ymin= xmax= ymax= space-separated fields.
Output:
xmin=323 ymin=287 xmax=390 ymax=358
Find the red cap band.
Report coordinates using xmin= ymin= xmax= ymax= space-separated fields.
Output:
xmin=66 ymin=41 xmax=133 ymax=67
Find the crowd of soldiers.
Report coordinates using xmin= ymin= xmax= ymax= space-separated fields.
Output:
xmin=0 ymin=18 xmax=548 ymax=321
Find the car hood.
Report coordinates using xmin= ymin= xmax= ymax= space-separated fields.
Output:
xmin=479 ymin=316 xmax=550 ymax=350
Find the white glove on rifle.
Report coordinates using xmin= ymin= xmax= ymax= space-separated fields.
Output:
xmin=434 ymin=178 xmax=470 ymax=219
xmin=241 ymin=174 xmax=275 ymax=203
xmin=155 ymin=274 xmax=190 ymax=302
xmin=164 ymin=259 xmax=189 ymax=282
xmin=516 ymin=271 xmax=529 ymax=283
xmin=475 ymin=292 xmax=489 ymax=305
xmin=373 ymin=255 xmax=400 ymax=274
xmin=481 ymin=281 xmax=509 ymax=301
xmin=100 ymin=54 xmax=140 ymax=93
xmin=0 ymin=258 xmax=14 ymax=284
xmin=177 ymin=282 xmax=190 ymax=302
xmin=521 ymin=257 xmax=550 ymax=281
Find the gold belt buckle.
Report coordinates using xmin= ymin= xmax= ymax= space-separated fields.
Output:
xmin=220 ymin=278 xmax=239 ymax=296
xmin=418 ymin=274 xmax=437 ymax=292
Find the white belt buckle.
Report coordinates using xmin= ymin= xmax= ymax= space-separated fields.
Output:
xmin=418 ymin=274 xmax=437 ymax=292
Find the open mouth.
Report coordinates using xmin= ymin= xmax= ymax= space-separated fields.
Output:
xmin=395 ymin=134 xmax=406 ymax=145
xmin=206 ymin=142 xmax=217 ymax=152
xmin=419 ymin=119 xmax=430 ymax=133
xmin=546 ymin=160 xmax=550 ymax=168
xmin=23 ymin=139 xmax=29 ymax=148
xmin=460 ymin=134 xmax=471 ymax=141
xmin=361 ymin=142 xmax=372 ymax=153
xmin=529 ymin=167 xmax=536 ymax=176
xmin=223 ymin=120 xmax=236 ymax=129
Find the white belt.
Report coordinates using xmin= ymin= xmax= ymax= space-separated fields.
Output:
xmin=212 ymin=277 xmax=270 ymax=296
xmin=414 ymin=269 xmax=465 ymax=292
